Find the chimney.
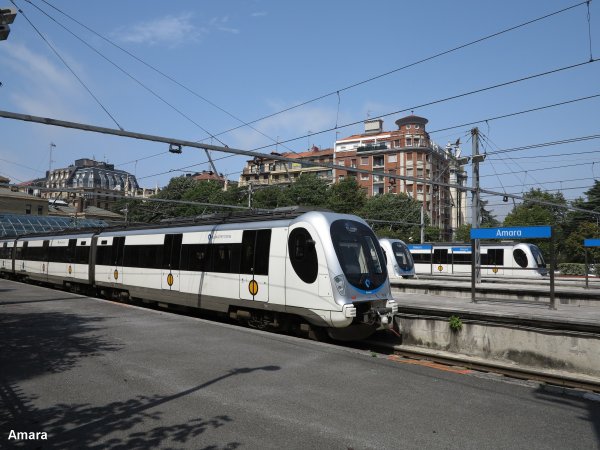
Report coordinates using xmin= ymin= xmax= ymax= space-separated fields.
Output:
xmin=364 ymin=119 xmax=383 ymax=134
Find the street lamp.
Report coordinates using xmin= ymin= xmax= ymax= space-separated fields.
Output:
xmin=0 ymin=7 xmax=17 ymax=41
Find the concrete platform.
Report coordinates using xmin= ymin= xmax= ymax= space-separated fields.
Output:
xmin=390 ymin=287 xmax=600 ymax=381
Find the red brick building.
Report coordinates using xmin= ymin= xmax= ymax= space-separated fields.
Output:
xmin=334 ymin=115 xmax=466 ymax=237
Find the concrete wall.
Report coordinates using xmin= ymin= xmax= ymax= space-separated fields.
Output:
xmin=396 ymin=315 xmax=600 ymax=378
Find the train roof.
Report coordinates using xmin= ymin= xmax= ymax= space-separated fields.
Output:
xmin=5 ymin=206 xmax=358 ymax=239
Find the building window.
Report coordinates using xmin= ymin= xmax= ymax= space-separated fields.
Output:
xmin=414 ymin=138 xmax=420 ymax=147
xmin=25 ymin=204 xmax=31 ymax=215
xmin=37 ymin=206 xmax=43 ymax=215
xmin=406 ymin=124 xmax=411 ymax=129
xmin=350 ymin=159 xmax=357 ymax=168
xmin=361 ymin=174 xmax=369 ymax=181
xmin=415 ymin=124 xmax=420 ymax=129
xmin=339 ymin=175 xmax=345 ymax=181
xmin=406 ymin=138 xmax=412 ymax=147
xmin=373 ymin=156 xmax=384 ymax=167
xmin=388 ymin=154 xmax=397 ymax=163
xmin=360 ymin=157 xmax=369 ymax=165
xmin=394 ymin=140 xmax=400 ymax=147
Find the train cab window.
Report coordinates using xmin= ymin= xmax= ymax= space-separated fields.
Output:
xmin=241 ymin=230 xmax=271 ymax=276
xmin=330 ymin=220 xmax=386 ymax=292
xmin=288 ymin=227 xmax=318 ymax=284
xmin=530 ymin=245 xmax=546 ymax=268
xmin=513 ymin=249 xmax=528 ymax=268
xmin=391 ymin=242 xmax=413 ymax=270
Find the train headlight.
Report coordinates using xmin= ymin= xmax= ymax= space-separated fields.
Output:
xmin=334 ymin=275 xmax=346 ymax=296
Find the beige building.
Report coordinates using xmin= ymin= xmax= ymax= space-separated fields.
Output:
xmin=0 ymin=186 xmax=48 ymax=216
xmin=239 ymin=146 xmax=334 ymax=187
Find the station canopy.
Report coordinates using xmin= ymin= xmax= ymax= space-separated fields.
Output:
xmin=0 ymin=214 xmax=108 ymax=238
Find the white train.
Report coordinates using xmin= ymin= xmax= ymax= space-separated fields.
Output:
xmin=0 ymin=209 xmax=398 ymax=340
xmin=378 ymin=238 xmax=415 ymax=280
xmin=407 ymin=242 xmax=548 ymax=277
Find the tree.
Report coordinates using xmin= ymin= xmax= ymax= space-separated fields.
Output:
xmin=281 ymin=174 xmax=329 ymax=208
xmin=454 ymin=224 xmax=471 ymax=242
xmin=503 ymin=188 xmax=568 ymax=259
xmin=359 ymin=193 xmax=425 ymax=241
xmin=326 ymin=177 xmax=367 ymax=214
xmin=480 ymin=199 xmax=500 ymax=227
xmin=251 ymin=185 xmax=285 ymax=209
xmin=563 ymin=221 xmax=600 ymax=263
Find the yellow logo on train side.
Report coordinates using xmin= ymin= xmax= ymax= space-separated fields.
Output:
xmin=437 ymin=265 xmax=443 ymax=272
xmin=68 ymin=265 xmax=72 ymax=274
xmin=492 ymin=267 xmax=498 ymax=274
xmin=248 ymin=279 xmax=259 ymax=296
xmin=113 ymin=269 xmax=119 ymax=280
xmin=167 ymin=273 xmax=174 ymax=287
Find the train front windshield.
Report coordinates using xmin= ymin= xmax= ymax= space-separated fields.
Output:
xmin=391 ymin=241 xmax=413 ymax=270
xmin=330 ymin=220 xmax=387 ymax=292
xmin=530 ymin=245 xmax=546 ymax=268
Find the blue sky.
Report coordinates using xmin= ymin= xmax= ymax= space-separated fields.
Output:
xmin=0 ymin=0 xmax=599 ymax=221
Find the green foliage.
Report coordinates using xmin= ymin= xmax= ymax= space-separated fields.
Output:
xmin=359 ymin=193 xmax=425 ymax=242
xmin=280 ymin=174 xmax=329 ymax=208
xmin=557 ymin=263 xmax=587 ymax=276
xmin=562 ymin=221 xmax=600 ymax=263
xmin=448 ymin=315 xmax=463 ymax=332
xmin=326 ymin=177 xmax=367 ymax=214
xmin=454 ymin=224 xmax=471 ymax=242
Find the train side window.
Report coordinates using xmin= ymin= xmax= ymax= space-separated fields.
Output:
xmin=513 ymin=249 xmax=528 ymax=268
xmin=288 ymin=227 xmax=318 ymax=284
xmin=212 ymin=244 xmax=241 ymax=274
xmin=433 ymin=249 xmax=449 ymax=264
xmin=412 ymin=253 xmax=431 ymax=264
xmin=162 ymin=234 xmax=182 ymax=270
xmin=241 ymin=230 xmax=271 ymax=276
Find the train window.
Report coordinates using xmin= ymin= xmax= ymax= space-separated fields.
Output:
xmin=211 ymin=244 xmax=241 ymax=274
xmin=123 ymin=245 xmax=163 ymax=269
xmin=481 ymin=249 xmax=504 ymax=266
xmin=513 ymin=249 xmax=528 ymax=268
xmin=241 ymin=230 xmax=271 ymax=276
xmin=411 ymin=253 xmax=431 ymax=264
xmin=330 ymin=220 xmax=386 ymax=291
xmin=75 ymin=244 xmax=90 ymax=265
xmin=162 ymin=234 xmax=182 ymax=271
xmin=288 ymin=227 xmax=318 ymax=284
xmin=180 ymin=244 xmax=211 ymax=272
xmin=96 ymin=244 xmax=112 ymax=266
xmin=391 ymin=242 xmax=413 ymax=270
xmin=530 ymin=245 xmax=546 ymax=268
xmin=452 ymin=253 xmax=471 ymax=264
xmin=433 ymin=249 xmax=449 ymax=264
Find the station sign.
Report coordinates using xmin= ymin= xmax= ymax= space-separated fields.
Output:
xmin=407 ymin=244 xmax=432 ymax=251
xmin=451 ymin=246 xmax=471 ymax=253
xmin=583 ymin=239 xmax=600 ymax=247
xmin=470 ymin=226 xmax=552 ymax=240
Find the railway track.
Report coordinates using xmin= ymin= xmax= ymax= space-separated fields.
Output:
xmin=357 ymin=333 xmax=600 ymax=394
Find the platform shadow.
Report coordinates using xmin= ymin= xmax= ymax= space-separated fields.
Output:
xmin=0 ymin=310 xmax=122 ymax=383
xmin=1 ymin=365 xmax=280 ymax=449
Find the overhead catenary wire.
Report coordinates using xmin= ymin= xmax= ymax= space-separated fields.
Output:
xmin=187 ymin=1 xmax=592 ymax=140
xmin=2 ymin=109 xmax=599 ymax=220
xmin=248 ymin=59 xmax=599 ymax=153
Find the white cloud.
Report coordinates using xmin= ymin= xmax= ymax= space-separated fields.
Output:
xmin=112 ymin=13 xmax=241 ymax=46
xmin=0 ymin=42 xmax=86 ymax=119
xmin=251 ymin=12 xmax=267 ymax=17
xmin=113 ymin=13 xmax=204 ymax=46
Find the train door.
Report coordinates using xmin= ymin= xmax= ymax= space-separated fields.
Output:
xmin=239 ymin=229 xmax=270 ymax=302
xmin=111 ymin=236 xmax=125 ymax=286
xmin=65 ymin=239 xmax=76 ymax=278
xmin=432 ymin=248 xmax=449 ymax=274
xmin=161 ymin=233 xmax=182 ymax=291
xmin=41 ymin=240 xmax=49 ymax=281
